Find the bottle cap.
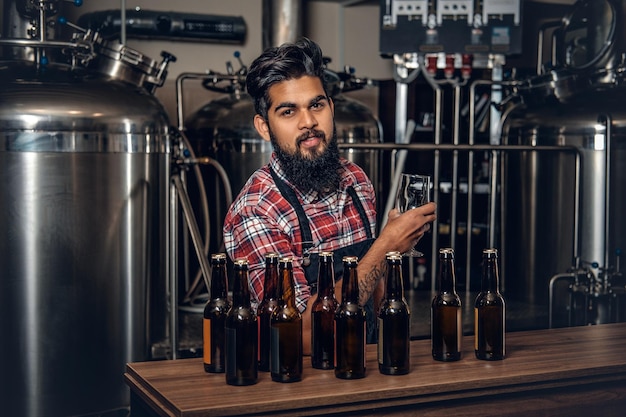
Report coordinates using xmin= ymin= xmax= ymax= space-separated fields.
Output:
xmin=319 ymin=251 xmax=334 ymax=260
xmin=385 ymin=251 xmax=403 ymax=262
xmin=439 ymin=248 xmax=455 ymax=258
xmin=211 ymin=253 xmax=227 ymax=262
xmin=482 ymin=248 xmax=498 ymax=257
xmin=234 ymin=258 xmax=249 ymax=268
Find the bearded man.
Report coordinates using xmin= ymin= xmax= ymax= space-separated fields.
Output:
xmin=223 ymin=37 xmax=437 ymax=353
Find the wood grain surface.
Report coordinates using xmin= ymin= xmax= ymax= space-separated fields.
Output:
xmin=125 ymin=323 xmax=626 ymax=416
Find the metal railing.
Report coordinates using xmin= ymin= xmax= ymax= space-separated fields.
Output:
xmin=338 ymin=141 xmax=582 ymax=294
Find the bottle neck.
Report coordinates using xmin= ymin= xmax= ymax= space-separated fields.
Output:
xmin=263 ymin=262 xmax=279 ymax=301
xmin=279 ymin=264 xmax=297 ymax=309
xmin=317 ymin=258 xmax=335 ymax=297
xmin=341 ymin=263 xmax=359 ymax=304
xmin=481 ymin=258 xmax=500 ymax=293
xmin=210 ymin=264 xmax=228 ymax=299
xmin=438 ymin=258 xmax=457 ymax=293
xmin=385 ymin=261 xmax=404 ymax=299
xmin=232 ymin=267 xmax=251 ymax=308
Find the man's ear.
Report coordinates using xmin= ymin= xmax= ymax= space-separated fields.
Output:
xmin=254 ymin=114 xmax=271 ymax=142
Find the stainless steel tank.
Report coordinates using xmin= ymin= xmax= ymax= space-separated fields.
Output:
xmin=501 ymin=84 xmax=626 ymax=305
xmin=186 ymin=88 xmax=271 ymax=210
xmin=333 ymin=92 xmax=384 ymax=190
xmin=0 ymin=34 xmax=173 ymax=417
xmin=500 ymin=0 xmax=626 ymax=307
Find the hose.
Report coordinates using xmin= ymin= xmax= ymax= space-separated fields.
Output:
xmin=177 ymin=130 xmax=234 ymax=307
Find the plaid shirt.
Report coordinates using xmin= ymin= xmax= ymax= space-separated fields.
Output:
xmin=223 ymin=153 xmax=377 ymax=312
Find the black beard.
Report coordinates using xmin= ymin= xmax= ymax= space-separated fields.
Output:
xmin=270 ymin=126 xmax=342 ymax=195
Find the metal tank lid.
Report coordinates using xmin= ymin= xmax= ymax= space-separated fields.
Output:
xmin=0 ymin=62 xmax=171 ymax=153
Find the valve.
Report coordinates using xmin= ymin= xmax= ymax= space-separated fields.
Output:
xmin=201 ymin=52 xmax=248 ymax=94
xmin=233 ymin=51 xmax=247 ymax=75
xmin=58 ymin=16 xmax=87 ymax=33
xmin=144 ymin=50 xmax=178 ymax=93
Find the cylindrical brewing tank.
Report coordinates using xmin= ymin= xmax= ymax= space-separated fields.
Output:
xmin=184 ymin=81 xmax=382 ymax=254
xmin=501 ymin=85 xmax=626 ymax=305
xmin=0 ymin=51 xmax=171 ymax=415
xmin=500 ymin=0 xmax=626 ymax=306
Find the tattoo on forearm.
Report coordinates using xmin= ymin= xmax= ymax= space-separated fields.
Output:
xmin=359 ymin=259 xmax=388 ymax=306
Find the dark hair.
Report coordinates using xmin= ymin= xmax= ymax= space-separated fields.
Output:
xmin=246 ymin=37 xmax=327 ymax=120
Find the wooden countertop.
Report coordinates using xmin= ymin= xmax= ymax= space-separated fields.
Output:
xmin=125 ymin=323 xmax=626 ymax=417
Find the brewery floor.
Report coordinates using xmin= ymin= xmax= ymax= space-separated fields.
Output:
xmin=173 ymin=288 xmax=550 ymax=358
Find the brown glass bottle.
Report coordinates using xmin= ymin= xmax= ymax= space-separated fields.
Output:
xmin=378 ymin=252 xmax=411 ymax=375
xmin=257 ymin=252 xmax=279 ymax=372
xmin=270 ymin=257 xmax=303 ymax=382
xmin=225 ymin=258 xmax=258 ymax=385
xmin=431 ymin=248 xmax=462 ymax=361
xmin=475 ymin=248 xmax=506 ymax=360
xmin=203 ymin=253 xmax=230 ymax=373
xmin=311 ymin=251 xmax=338 ymax=370
xmin=335 ymin=256 xmax=366 ymax=379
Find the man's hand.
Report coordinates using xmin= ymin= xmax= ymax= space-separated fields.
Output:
xmin=379 ymin=202 xmax=437 ymax=255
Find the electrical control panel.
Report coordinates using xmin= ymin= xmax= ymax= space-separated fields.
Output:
xmin=380 ymin=0 xmax=522 ymax=56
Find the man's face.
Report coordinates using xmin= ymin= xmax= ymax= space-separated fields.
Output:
xmin=255 ymin=75 xmax=335 ymax=158
xmin=254 ymin=75 xmax=342 ymax=193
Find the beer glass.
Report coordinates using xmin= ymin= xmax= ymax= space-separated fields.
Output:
xmin=395 ymin=173 xmax=431 ymax=257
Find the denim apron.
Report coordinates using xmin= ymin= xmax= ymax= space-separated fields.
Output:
xmin=270 ymin=168 xmax=377 ymax=343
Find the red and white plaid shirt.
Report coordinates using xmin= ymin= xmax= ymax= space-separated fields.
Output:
xmin=223 ymin=153 xmax=377 ymax=312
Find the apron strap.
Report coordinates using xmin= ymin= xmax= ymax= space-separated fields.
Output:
xmin=346 ymin=186 xmax=373 ymax=240
xmin=270 ymin=167 xmax=314 ymax=265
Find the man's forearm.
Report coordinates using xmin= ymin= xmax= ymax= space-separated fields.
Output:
xmin=357 ymin=255 xmax=388 ymax=306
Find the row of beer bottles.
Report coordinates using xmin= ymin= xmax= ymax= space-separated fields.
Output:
xmin=204 ymin=253 xmax=302 ymax=385
xmin=203 ymin=250 xmax=395 ymax=384
xmin=203 ymin=247 xmax=505 ymax=386
xmin=203 ymin=252 xmax=298 ymax=386
xmin=432 ymin=247 xmax=506 ymax=362
xmin=304 ymin=247 xmax=506 ymax=371
xmin=259 ymin=250 xmax=411 ymax=379
xmin=308 ymin=247 xmax=507 ymax=375
xmin=265 ymin=251 xmax=411 ymax=379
